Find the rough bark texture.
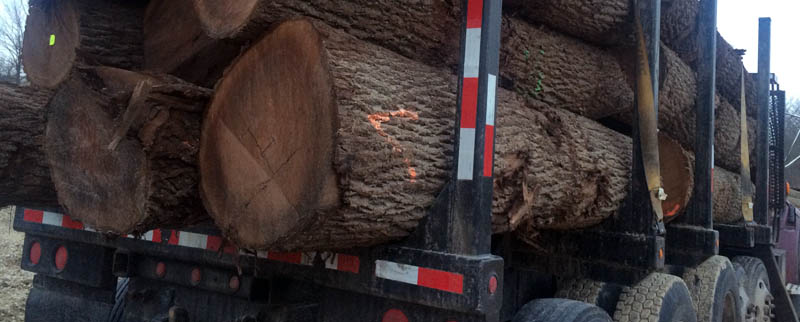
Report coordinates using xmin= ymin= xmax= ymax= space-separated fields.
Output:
xmin=500 ymin=18 xmax=633 ymax=119
xmin=45 ymin=67 xmax=212 ymax=234
xmin=660 ymin=0 xmax=700 ymax=63
xmin=199 ymin=19 xmax=662 ymax=251
xmin=712 ymin=167 xmax=753 ymax=224
xmin=23 ymin=0 xmax=144 ymax=88
xmin=614 ymin=46 xmax=756 ymax=173
xmin=503 ymin=0 xmax=630 ymax=45
xmin=0 ymin=84 xmax=56 ymax=208
xmin=190 ymin=0 xmax=631 ymax=119
xmin=144 ymin=0 xmax=241 ymax=87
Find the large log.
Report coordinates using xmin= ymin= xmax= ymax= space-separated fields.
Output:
xmin=198 ymin=19 xmax=692 ymax=251
xmin=614 ymin=46 xmax=756 ymax=173
xmin=23 ymin=0 xmax=144 ymax=88
xmin=0 ymin=83 xmax=56 ymax=208
xmin=503 ymin=0 xmax=630 ymax=45
xmin=712 ymin=167 xmax=754 ymax=224
xmin=190 ymin=0 xmax=632 ymax=119
xmin=45 ymin=67 xmax=212 ymax=234
xmin=143 ymin=0 xmax=240 ymax=87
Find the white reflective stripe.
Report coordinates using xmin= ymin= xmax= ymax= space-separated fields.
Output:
xmin=711 ymin=147 xmax=715 ymax=168
xmin=127 ymin=235 xmax=135 ymax=238
xmin=301 ymin=252 xmax=316 ymax=266
xmin=486 ymin=74 xmax=497 ymax=126
xmin=257 ymin=250 xmax=268 ymax=259
xmin=324 ymin=253 xmax=339 ymax=270
xmin=143 ymin=230 xmax=154 ymax=241
xmin=42 ymin=211 xmax=62 ymax=226
xmin=457 ymin=128 xmax=476 ymax=180
xmin=375 ymin=260 xmax=419 ymax=285
xmin=85 ymin=227 xmax=96 ymax=232
xmin=177 ymin=231 xmax=207 ymax=249
xmin=463 ymin=28 xmax=482 ymax=78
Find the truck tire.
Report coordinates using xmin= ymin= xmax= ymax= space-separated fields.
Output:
xmin=556 ymin=279 xmax=622 ymax=315
xmin=513 ymin=298 xmax=612 ymax=322
xmin=682 ymin=256 xmax=743 ymax=322
xmin=732 ymin=256 xmax=774 ymax=321
xmin=106 ymin=278 xmax=129 ymax=322
xmin=613 ymin=273 xmax=697 ymax=322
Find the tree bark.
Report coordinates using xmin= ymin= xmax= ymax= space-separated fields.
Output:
xmin=45 ymin=67 xmax=212 ymax=234
xmin=190 ymin=0 xmax=632 ymax=119
xmin=199 ymin=19 xmax=691 ymax=251
xmin=614 ymin=45 xmax=756 ymax=173
xmin=143 ymin=0 xmax=241 ymax=88
xmin=23 ymin=0 xmax=145 ymax=88
xmin=503 ymin=0 xmax=630 ymax=45
xmin=0 ymin=83 xmax=56 ymax=208
xmin=712 ymin=167 xmax=754 ymax=224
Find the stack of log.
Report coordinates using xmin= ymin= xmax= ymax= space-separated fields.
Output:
xmin=0 ymin=0 xmax=756 ymax=251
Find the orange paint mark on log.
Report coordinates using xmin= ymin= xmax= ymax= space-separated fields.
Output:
xmin=664 ymin=204 xmax=681 ymax=218
xmin=367 ymin=109 xmax=420 ymax=183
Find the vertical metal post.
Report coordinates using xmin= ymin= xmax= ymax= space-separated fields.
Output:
xmin=755 ymin=18 xmax=771 ymax=225
xmin=621 ymin=0 xmax=661 ymax=234
xmin=775 ymin=89 xmax=786 ymax=209
xmin=690 ymin=0 xmax=717 ymax=228
xmin=447 ymin=0 xmax=502 ymax=255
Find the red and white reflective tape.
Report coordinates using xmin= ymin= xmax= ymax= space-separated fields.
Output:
xmin=456 ymin=0 xmax=484 ymax=181
xmin=20 ymin=208 xmax=360 ymax=274
xmin=484 ymin=74 xmax=496 ymax=177
xmin=23 ymin=209 xmax=85 ymax=230
xmin=375 ymin=260 xmax=464 ymax=294
xmin=254 ymin=251 xmax=360 ymax=274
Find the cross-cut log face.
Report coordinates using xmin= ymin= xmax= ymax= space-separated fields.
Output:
xmin=23 ymin=0 xmax=79 ymax=88
xmin=199 ymin=20 xmax=339 ymax=248
xmin=193 ymin=0 xmax=259 ymax=38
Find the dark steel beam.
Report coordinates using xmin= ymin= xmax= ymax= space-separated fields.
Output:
xmin=689 ymin=0 xmax=717 ymax=228
xmin=755 ymin=18 xmax=771 ymax=225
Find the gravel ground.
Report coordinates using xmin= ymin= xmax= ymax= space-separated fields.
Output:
xmin=0 ymin=206 xmax=33 ymax=322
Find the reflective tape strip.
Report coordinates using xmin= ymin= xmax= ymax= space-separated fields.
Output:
xmin=463 ymin=28 xmax=482 ymax=78
xmin=375 ymin=260 xmax=464 ymax=294
xmin=42 ymin=211 xmax=62 ymax=226
xmin=457 ymin=128 xmax=476 ymax=180
xmin=177 ymin=231 xmax=208 ymax=249
xmin=466 ymin=0 xmax=484 ymax=28
xmin=484 ymin=74 xmax=497 ymax=177
xmin=23 ymin=209 xmax=43 ymax=223
xmin=486 ymin=74 xmax=496 ymax=126
xmin=323 ymin=253 xmax=361 ymax=273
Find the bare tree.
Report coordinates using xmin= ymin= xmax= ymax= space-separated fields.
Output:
xmin=0 ymin=0 xmax=27 ymax=84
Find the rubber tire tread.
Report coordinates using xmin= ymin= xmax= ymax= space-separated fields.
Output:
xmin=513 ymin=298 xmax=613 ymax=322
xmin=682 ymin=256 xmax=744 ymax=322
xmin=106 ymin=277 xmax=129 ymax=322
xmin=613 ymin=272 xmax=697 ymax=322
xmin=556 ymin=278 xmax=621 ymax=315
xmin=731 ymin=256 xmax=770 ymax=296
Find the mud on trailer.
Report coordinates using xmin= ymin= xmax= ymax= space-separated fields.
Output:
xmin=12 ymin=0 xmax=800 ymax=321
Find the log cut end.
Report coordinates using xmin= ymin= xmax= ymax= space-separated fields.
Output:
xmin=46 ymin=67 xmax=211 ymax=233
xmin=660 ymin=135 xmax=694 ymax=222
xmin=45 ymin=68 xmax=148 ymax=232
xmin=23 ymin=0 xmax=79 ymax=88
xmin=193 ymin=0 xmax=260 ymax=39
xmin=200 ymin=19 xmax=339 ymax=248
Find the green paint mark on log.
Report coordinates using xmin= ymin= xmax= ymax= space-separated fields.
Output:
xmin=49 ymin=34 xmax=55 ymax=46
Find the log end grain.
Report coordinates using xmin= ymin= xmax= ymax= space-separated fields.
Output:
xmin=660 ymin=135 xmax=694 ymax=221
xmin=199 ymin=19 xmax=339 ymax=248
xmin=23 ymin=0 xmax=79 ymax=88
xmin=45 ymin=67 xmax=210 ymax=233
xmin=193 ymin=0 xmax=260 ymax=39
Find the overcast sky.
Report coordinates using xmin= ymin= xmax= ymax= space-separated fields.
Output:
xmin=0 ymin=0 xmax=792 ymax=97
xmin=717 ymin=0 xmax=797 ymax=99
